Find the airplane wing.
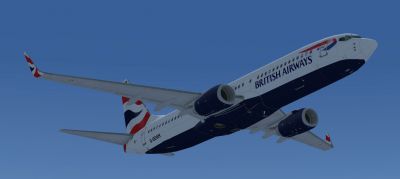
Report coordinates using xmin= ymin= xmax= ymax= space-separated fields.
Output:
xmin=248 ymin=109 xmax=333 ymax=151
xmin=291 ymin=131 xmax=333 ymax=151
xmin=24 ymin=53 xmax=201 ymax=110
xmin=60 ymin=129 xmax=132 ymax=145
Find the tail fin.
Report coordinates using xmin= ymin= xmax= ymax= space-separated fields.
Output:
xmin=122 ymin=96 xmax=151 ymax=135
xmin=23 ymin=52 xmax=43 ymax=78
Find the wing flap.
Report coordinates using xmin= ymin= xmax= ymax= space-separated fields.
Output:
xmin=60 ymin=129 xmax=132 ymax=145
xmin=247 ymin=109 xmax=286 ymax=133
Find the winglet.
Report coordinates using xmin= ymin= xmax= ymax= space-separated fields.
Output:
xmin=24 ymin=52 xmax=42 ymax=78
xmin=325 ymin=133 xmax=333 ymax=146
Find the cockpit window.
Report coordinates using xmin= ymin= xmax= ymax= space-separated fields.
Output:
xmin=339 ymin=36 xmax=351 ymax=41
xmin=339 ymin=35 xmax=362 ymax=41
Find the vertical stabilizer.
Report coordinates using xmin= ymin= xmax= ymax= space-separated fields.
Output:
xmin=122 ymin=96 xmax=151 ymax=135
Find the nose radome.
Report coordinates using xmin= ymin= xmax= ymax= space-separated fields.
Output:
xmin=361 ymin=38 xmax=378 ymax=61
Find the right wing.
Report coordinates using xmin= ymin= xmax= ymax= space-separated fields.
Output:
xmin=24 ymin=53 xmax=201 ymax=110
xmin=291 ymin=132 xmax=333 ymax=151
xmin=60 ymin=129 xmax=132 ymax=145
xmin=248 ymin=109 xmax=333 ymax=151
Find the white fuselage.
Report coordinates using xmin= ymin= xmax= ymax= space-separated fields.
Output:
xmin=125 ymin=34 xmax=377 ymax=154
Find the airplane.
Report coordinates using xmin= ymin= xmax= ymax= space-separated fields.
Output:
xmin=24 ymin=33 xmax=377 ymax=155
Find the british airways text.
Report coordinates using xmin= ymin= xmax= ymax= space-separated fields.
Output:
xmin=255 ymin=56 xmax=313 ymax=89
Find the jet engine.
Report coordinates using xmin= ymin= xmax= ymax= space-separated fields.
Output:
xmin=277 ymin=108 xmax=318 ymax=137
xmin=194 ymin=84 xmax=236 ymax=116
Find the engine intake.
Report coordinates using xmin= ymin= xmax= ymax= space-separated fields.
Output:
xmin=194 ymin=84 xmax=235 ymax=116
xmin=277 ymin=108 xmax=318 ymax=137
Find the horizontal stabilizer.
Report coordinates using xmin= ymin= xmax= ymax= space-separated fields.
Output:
xmin=60 ymin=129 xmax=132 ymax=145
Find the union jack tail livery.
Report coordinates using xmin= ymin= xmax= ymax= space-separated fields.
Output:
xmin=24 ymin=52 xmax=42 ymax=78
xmin=122 ymin=96 xmax=151 ymax=135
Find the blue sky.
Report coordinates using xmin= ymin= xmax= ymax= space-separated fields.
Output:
xmin=1 ymin=0 xmax=399 ymax=178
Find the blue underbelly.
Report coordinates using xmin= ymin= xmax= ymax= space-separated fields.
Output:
xmin=146 ymin=59 xmax=365 ymax=154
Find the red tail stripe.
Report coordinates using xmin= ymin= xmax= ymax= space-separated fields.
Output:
xmin=135 ymin=100 xmax=143 ymax=105
xmin=33 ymin=69 xmax=41 ymax=78
xmin=122 ymin=98 xmax=143 ymax=105
xmin=24 ymin=55 xmax=34 ymax=64
xmin=129 ymin=112 xmax=150 ymax=135
xmin=122 ymin=96 xmax=130 ymax=104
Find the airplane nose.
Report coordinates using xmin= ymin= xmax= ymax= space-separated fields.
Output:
xmin=360 ymin=38 xmax=378 ymax=61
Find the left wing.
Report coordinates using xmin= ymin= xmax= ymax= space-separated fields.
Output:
xmin=248 ymin=109 xmax=333 ymax=151
xmin=24 ymin=53 xmax=201 ymax=110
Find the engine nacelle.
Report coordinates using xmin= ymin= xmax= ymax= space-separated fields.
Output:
xmin=194 ymin=84 xmax=236 ymax=116
xmin=277 ymin=108 xmax=318 ymax=137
